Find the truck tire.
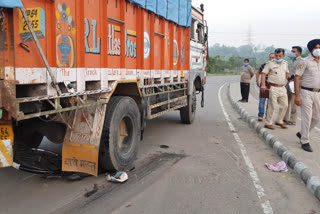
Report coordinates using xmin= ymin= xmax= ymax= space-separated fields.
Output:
xmin=99 ymin=96 xmax=141 ymax=172
xmin=180 ymin=85 xmax=196 ymax=124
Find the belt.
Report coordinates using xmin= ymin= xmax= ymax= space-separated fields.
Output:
xmin=301 ymin=86 xmax=320 ymax=92
xmin=268 ymin=83 xmax=285 ymax=87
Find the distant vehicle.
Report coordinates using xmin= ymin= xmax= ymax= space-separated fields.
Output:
xmin=0 ymin=0 xmax=208 ymax=176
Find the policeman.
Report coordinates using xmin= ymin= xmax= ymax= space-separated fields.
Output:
xmin=261 ymin=48 xmax=289 ymax=130
xmin=256 ymin=53 xmax=275 ymax=121
xmin=295 ymin=39 xmax=320 ymax=152
xmin=284 ymin=46 xmax=303 ymax=125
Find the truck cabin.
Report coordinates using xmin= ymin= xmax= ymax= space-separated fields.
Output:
xmin=191 ymin=6 xmax=207 ymax=45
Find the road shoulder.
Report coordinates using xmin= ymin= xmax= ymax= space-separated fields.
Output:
xmin=229 ymin=81 xmax=320 ymax=201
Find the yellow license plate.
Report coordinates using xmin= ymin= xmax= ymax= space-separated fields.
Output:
xmin=19 ymin=7 xmax=45 ymax=34
xmin=0 ymin=125 xmax=14 ymax=142
xmin=180 ymin=70 xmax=184 ymax=78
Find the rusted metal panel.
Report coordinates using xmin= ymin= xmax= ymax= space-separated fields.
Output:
xmin=0 ymin=8 xmax=14 ymax=80
xmin=0 ymin=80 xmax=17 ymax=118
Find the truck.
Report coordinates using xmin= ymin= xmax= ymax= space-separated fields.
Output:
xmin=0 ymin=0 xmax=208 ymax=176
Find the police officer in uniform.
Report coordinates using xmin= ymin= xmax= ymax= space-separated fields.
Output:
xmin=261 ymin=48 xmax=289 ymax=130
xmin=295 ymin=39 xmax=320 ymax=152
xmin=284 ymin=46 xmax=303 ymax=125
xmin=256 ymin=53 xmax=275 ymax=121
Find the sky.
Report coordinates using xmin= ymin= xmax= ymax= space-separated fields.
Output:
xmin=193 ymin=0 xmax=320 ymax=49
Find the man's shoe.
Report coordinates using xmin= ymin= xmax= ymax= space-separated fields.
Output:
xmin=239 ymin=100 xmax=248 ymax=103
xmin=301 ymin=143 xmax=313 ymax=152
xmin=275 ymin=123 xmax=287 ymax=129
xmin=285 ymin=121 xmax=296 ymax=125
xmin=258 ymin=116 xmax=263 ymax=121
xmin=296 ymin=132 xmax=301 ymax=139
xmin=264 ymin=125 xmax=274 ymax=130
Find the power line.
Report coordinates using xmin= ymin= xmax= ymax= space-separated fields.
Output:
xmin=209 ymin=32 xmax=320 ymax=36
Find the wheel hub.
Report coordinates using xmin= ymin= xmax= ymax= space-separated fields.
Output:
xmin=117 ymin=116 xmax=133 ymax=155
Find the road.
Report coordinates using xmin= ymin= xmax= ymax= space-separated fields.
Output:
xmin=1 ymin=76 xmax=320 ymax=214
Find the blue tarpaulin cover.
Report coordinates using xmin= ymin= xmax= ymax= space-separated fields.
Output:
xmin=166 ymin=0 xmax=178 ymax=24
xmin=129 ymin=0 xmax=191 ymax=27
xmin=0 ymin=0 xmax=23 ymax=8
xmin=146 ymin=0 xmax=156 ymax=13
xmin=156 ymin=0 xmax=166 ymax=18
xmin=128 ymin=0 xmax=146 ymax=7
xmin=178 ymin=0 xmax=191 ymax=26
xmin=186 ymin=0 xmax=191 ymax=27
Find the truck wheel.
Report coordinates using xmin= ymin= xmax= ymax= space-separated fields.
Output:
xmin=180 ymin=85 xmax=196 ymax=124
xmin=99 ymin=96 xmax=141 ymax=172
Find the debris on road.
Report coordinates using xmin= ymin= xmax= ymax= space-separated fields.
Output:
xmin=265 ymin=161 xmax=288 ymax=172
xmin=160 ymin=145 xmax=169 ymax=149
xmin=84 ymin=184 xmax=98 ymax=198
xmin=106 ymin=172 xmax=128 ymax=183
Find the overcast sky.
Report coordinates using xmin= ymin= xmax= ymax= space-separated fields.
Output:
xmin=193 ymin=0 xmax=320 ymax=49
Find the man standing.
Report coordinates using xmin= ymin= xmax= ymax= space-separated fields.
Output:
xmin=295 ymin=39 xmax=320 ymax=152
xmin=256 ymin=53 xmax=275 ymax=121
xmin=239 ymin=58 xmax=254 ymax=103
xmin=261 ymin=48 xmax=289 ymax=130
xmin=284 ymin=46 xmax=303 ymax=125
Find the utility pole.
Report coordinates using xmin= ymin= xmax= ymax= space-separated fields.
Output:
xmin=246 ymin=25 xmax=253 ymax=47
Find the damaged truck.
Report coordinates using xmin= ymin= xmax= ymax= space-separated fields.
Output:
xmin=0 ymin=0 xmax=208 ymax=176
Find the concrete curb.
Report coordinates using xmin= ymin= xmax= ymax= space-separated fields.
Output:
xmin=227 ymin=84 xmax=320 ymax=201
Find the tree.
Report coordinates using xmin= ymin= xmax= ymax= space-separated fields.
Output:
xmin=206 ymin=43 xmax=308 ymax=75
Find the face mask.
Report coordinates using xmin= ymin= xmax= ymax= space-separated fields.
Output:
xmin=273 ymin=59 xmax=283 ymax=63
xmin=313 ymin=49 xmax=320 ymax=57
xmin=287 ymin=52 xmax=296 ymax=59
xmin=243 ymin=63 xmax=249 ymax=66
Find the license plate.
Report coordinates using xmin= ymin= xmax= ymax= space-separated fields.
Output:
xmin=0 ymin=125 xmax=13 ymax=141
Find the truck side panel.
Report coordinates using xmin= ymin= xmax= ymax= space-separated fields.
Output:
xmin=8 ymin=0 xmax=190 ymax=91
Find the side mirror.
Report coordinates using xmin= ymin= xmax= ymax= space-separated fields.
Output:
xmin=204 ymin=26 xmax=209 ymax=43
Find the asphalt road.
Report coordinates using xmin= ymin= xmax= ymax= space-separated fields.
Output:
xmin=1 ymin=76 xmax=320 ymax=214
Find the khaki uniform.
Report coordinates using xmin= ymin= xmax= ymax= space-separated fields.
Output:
xmin=284 ymin=82 xmax=297 ymax=122
xmin=284 ymin=56 xmax=303 ymax=122
xmin=296 ymin=55 xmax=320 ymax=144
xmin=293 ymin=56 xmax=303 ymax=68
xmin=262 ymin=60 xmax=289 ymax=125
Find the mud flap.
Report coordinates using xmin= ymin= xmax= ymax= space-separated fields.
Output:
xmin=62 ymin=104 xmax=106 ymax=176
xmin=0 ymin=124 xmax=14 ymax=167
xmin=201 ymin=87 xmax=205 ymax=108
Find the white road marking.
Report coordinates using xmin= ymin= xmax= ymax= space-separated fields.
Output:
xmin=218 ymin=83 xmax=273 ymax=214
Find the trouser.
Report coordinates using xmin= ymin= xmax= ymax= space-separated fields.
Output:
xmin=258 ymin=97 xmax=266 ymax=116
xmin=240 ymin=82 xmax=250 ymax=101
xmin=265 ymin=86 xmax=288 ymax=126
xmin=300 ymin=89 xmax=320 ymax=144
xmin=284 ymin=92 xmax=297 ymax=122
xmin=259 ymin=85 xmax=268 ymax=117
